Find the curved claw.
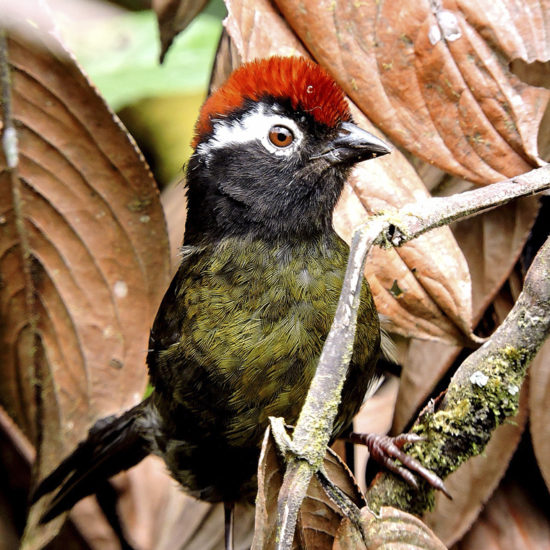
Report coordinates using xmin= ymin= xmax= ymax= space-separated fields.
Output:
xmin=392 ymin=433 xmax=424 ymax=447
xmin=348 ymin=432 xmax=452 ymax=500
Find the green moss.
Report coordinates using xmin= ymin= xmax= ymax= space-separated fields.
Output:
xmin=367 ymin=472 xmax=435 ymax=516
xmin=405 ymin=398 xmax=473 ymax=477
xmin=365 ymin=263 xmax=544 ymax=516
xmin=369 ymin=344 xmax=530 ymax=514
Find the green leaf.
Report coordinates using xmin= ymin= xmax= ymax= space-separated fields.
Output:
xmin=61 ymin=10 xmax=222 ymax=110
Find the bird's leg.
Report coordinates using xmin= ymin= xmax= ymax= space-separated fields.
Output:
xmin=348 ymin=432 xmax=452 ymax=498
xmin=224 ymin=501 xmax=235 ymax=550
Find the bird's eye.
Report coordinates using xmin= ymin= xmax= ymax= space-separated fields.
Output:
xmin=268 ymin=125 xmax=294 ymax=148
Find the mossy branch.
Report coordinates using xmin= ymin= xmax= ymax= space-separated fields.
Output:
xmin=271 ymin=219 xmax=386 ymax=549
xmin=366 ymin=234 xmax=550 ymax=514
xmin=271 ymin=164 xmax=550 ymax=549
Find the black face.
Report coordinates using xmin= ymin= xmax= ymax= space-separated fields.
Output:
xmin=184 ymin=97 xmax=390 ymax=244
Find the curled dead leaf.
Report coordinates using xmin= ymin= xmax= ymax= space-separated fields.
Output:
xmin=153 ymin=0 xmax=209 ymax=62
xmin=334 ymin=506 xmax=446 ymax=550
xmin=253 ymin=427 xmax=365 ymax=550
xmin=452 ymin=479 xmax=550 ymax=550
xmin=529 ymin=339 xmax=550 ymax=493
xmin=453 ymin=196 xmax=541 ymax=321
xmin=392 ymin=340 xmax=461 ymax=434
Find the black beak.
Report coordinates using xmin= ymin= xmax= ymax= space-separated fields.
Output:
xmin=314 ymin=121 xmax=392 ymax=165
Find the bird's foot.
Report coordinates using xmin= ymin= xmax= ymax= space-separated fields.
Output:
xmin=349 ymin=432 xmax=451 ymax=499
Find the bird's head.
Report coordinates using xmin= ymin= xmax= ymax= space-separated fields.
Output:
xmin=185 ymin=56 xmax=391 ymax=243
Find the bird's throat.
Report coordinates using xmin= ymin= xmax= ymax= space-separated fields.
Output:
xmin=184 ymin=154 xmax=344 ymax=244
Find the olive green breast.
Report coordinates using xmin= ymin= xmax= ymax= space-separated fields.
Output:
xmin=148 ymin=232 xmax=380 ymax=501
xmin=151 ymin=233 xmax=379 ymax=441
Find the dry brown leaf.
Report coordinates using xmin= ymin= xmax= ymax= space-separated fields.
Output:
xmin=224 ymin=0 xmax=308 ymax=60
xmin=394 ymin=341 xmax=462 ymax=434
xmin=274 ymin=0 xmax=550 ymax=184
xmin=529 ymin=339 xmax=550 ymax=494
xmin=161 ymin=179 xmax=188 ymax=273
xmin=66 ymin=456 xmax=253 ymax=550
xmin=154 ymin=500 xmax=254 ymax=550
xmin=252 ymin=428 xmax=364 ymax=550
xmin=109 ymin=457 xmax=178 ymax=550
xmin=225 ymin=0 xmax=474 ymax=344
xmin=165 ymin=502 xmax=254 ymax=550
xmin=0 ymin=17 xmax=170 ymax=547
xmin=155 ymin=498 xmax=219 ymax=550
xmin=423 ymin=381 xmax=529 ymax=546
xmin=252 ymin=429 xmax=286 ymax=550
xmin=452 ymin=480 xmax=550 ymax=550
xmin=69 ymin=497 xmax=123 ymax=550
xmin=453 ymin=196 xmax=541 ymax=319
xmin=334 ymin=506 xmax=446 ymax=550
xmin=153 ymin=0 xmax=209 ymax=62
xmin=298 ymin=452 xmax=365 ymax=550
xmin=0 ymin=406 xmax=121 ymax=550
xmin=208 ymin=29 xmax=242 ymax=94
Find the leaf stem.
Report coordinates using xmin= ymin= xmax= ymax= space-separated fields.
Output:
xmin=1 ymin=30 xmax=41 ymax=443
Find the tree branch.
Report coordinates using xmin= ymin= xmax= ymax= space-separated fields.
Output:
xmin=272 ymin=164 xmax=550 ymax=549
xmin=272 ymin=219 xmax=386 ymax=549
xmin=367 ymin=233 xmax=550 ymax=513
xmin=374 ymin=164 xmax=550 ymax=248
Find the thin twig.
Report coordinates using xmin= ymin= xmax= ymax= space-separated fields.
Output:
xmin=374 ymin=164 xmax=550 ymax=248
xmin=274 ymin=218 xmax=386 ymax=548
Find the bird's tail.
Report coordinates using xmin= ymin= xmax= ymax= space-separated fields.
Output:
xmin=32 ymin=398 xmax=154 ymax=523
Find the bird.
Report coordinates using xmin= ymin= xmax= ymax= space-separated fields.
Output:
xmin=31 ymin=56 xmax=435 ymax=548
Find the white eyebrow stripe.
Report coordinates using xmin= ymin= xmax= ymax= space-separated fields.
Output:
xmin=196 ymin=104 xmax=303 ymax=159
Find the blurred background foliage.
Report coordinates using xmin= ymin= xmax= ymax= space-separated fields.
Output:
xmin=58 ymin=0 xmax=225 ymax=186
